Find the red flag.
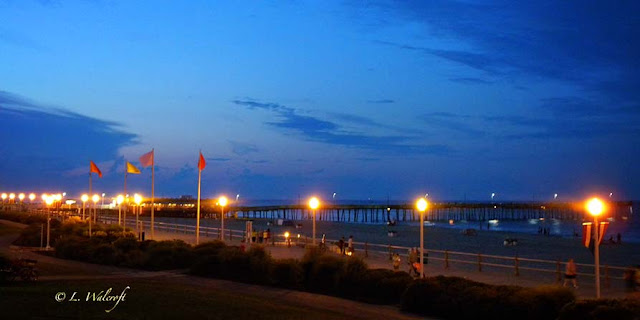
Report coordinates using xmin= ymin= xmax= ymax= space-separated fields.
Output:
xmin=582 ymin=222 xmax=592 ymax=249
xmin=139 ymin=149 xmax=154 ymax=167
xmin=90 ymin=161 xmax=102 ymax=178
xmin=597 ymin=222 xmax=609 ymax=245
xmin=198 ymin=152 xmax=206 ymax=171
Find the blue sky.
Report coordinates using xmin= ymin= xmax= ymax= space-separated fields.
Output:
xmin=1 ymin=0 xmax=638 ymax=202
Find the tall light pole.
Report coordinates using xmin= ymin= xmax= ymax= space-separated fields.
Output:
xmin=309 ymin=197 xmax=320 ymax=246
xmin=117 ymin=195 xmax=124 ymax=227
xmin=218 ymin=196 xmax=228 ymax=241
xmin=416 ymin=197 xmax=428 ymax=279
xmin=134 ymin=194 xmax=142 ymax=239
xmin=92 ymin=194 xmax=100 ymax=223
xmin=81 ymin=194 xmax=89 ymax=220
xmin=91 ymin=194 xmax=99 ymax=237
xmin=45 ymin=195 xmax=54 ymax=249
xmin=586 ymin=197 xmax=605 ymax=299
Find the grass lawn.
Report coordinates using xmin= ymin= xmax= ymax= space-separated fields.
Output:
xmin=0 ymin=223 xmax=22 ymax=236
xmin=0 ymin=278 xmax=348 ymax=319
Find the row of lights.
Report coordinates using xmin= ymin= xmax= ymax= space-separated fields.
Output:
xmin=1 ymin=193 xmax=37 ymax=202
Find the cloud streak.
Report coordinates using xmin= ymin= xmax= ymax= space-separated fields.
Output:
xmin=232 ymin=99 xmax=450 ymax=154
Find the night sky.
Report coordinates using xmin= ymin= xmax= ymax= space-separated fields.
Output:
xmin=1 ymin=1 xmax=638 ymax=202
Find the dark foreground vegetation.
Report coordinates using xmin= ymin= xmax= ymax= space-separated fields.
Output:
xmin=2 ymin=211 xmax=639 ymax=319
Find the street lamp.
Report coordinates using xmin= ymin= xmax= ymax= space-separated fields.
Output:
xmin=29 ymin=193 xmax=36 ymax=202
xmin=218 ymin=196 xmax=228 ymax=241
xmin=134 ymin=194 xmax=142 ymax=239
xmin=1 ymin=193 xmax=6 ymax=203
xmin=416 ymin=197 xmax=428 ymax=279
xmin=308 ymin=197 xmax=320 ymax=246
xmin=90 ymin=194 xmax=99 ymax=237
xmin=9 ymin=193 xmax=15 ymax=203
xmin=117 ymin=195 xmax=124 ymax=226
xmin=45 ymin=195 xmax=54 ymax=249
xmin=81 ymin=194 xmax=89 ymax=220
xmin=18 ymin=193 xmax=25 ymax=202
xmin=586 ymin=197 xmax=605 ymax=298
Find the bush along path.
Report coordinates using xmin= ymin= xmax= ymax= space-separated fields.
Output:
xmin=2 ymin=212 xmax=640 ymax=320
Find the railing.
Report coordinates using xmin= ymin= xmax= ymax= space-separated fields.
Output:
xmin=98 ymin=216 xmax=245 ymax=241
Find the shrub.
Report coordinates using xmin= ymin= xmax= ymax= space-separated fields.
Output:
xmin=113 ymin=237 xmax=139 ymax=253
xmin=558 ymin=299 xmax=640 ymax=320
xmin=355 ymin=268 xmax=413 ymax=304
xmin=305 ymin=254 xmax=345 ymax=294
xmin=270 ymin=259 xmax=303 ymax=289
xmin=90 ymin=244 xmax=117 ymax=265
xmin=54 ymin=236 xmax=91 ymax=261
xmin=246 ymin=246 xmax=272 ymax=284
xmin=193 ymin=240 xmax=227 ymax=256
xmin=401 ymin=276 xmax=576 ymax=320
xmin=143 ymin=240 xmax=194 ymax=270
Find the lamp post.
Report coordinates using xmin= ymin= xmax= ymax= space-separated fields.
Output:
xmin=218 ymin=196 xmax=228 ymax=241
xmin=81 ymin=194 xmax=89 ymax=220
xmin=1 ymin=193 xmax=6 ymax=204
xmin=45 ymin=195 xmax=54 ymax=249
xmin=586 ymin=197 xmax=604 ymax=299
xmin=134 ymin=194 xmax=142 ymax=239
xmin=92 ymin=194 xmax=100 ymax=223
xmin=308 ymin=197 xmax=320 ymax=246
xmin=416 ymin=197 xmax=428 ymax=279
xmin=117 ymin=195 xmax=124 ymax=227
xmin=90 ymin=194 xmax=99 ymax=237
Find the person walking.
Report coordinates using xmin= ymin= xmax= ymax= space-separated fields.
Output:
xmin=563 ymin=258 xmax=578 ymax=288
xmin=347 ymin=235 xmax=354 ymax=255
xmin=338 ymin=237 xmax=345 ymax=255
xmin=392 ymin=253 xmax=401 ymax=271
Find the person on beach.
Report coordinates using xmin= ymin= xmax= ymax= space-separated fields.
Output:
xmin=347 ymin=235 xmax=354 ymax=254
xmin=321 ymin=233 xmax=326 ymax=248
xmin=338 ymin=237 xmax=345 ymax=255
xmin=392 ymin=253 xmax=401 ymax=271
xmin=563 ymin=258 xmax=578 ymax=288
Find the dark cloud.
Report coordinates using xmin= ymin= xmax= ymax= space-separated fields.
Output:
xmin=233 ymin=99 xmax=451 ymax=155
xmin=371 ymin=1 xmax=640 ymax=109
xmin=228 ymin=140 xmax=259 ymax=156
xmin=0 ymin=91 xmax=137 ymax=192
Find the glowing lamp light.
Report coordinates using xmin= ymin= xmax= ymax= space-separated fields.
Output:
xmin=92 ymin=194 xmax=100 ymax=204
xmin=218 ymin=196 xmax=228 ymax=207
xmin=45 ymin=196 xmax=54 ymax=206
xmin=416 ymin=198 xmax=428 ymax=212
xmin=54 ymin=194 xmax=62 ymax=201
xmin=41 ymin=194 xmax=48 ymax=201
xmin=284 ymin=231 xmax=290 ymax=238
xmin=29 ymin=193 xmax=36 ymax=201
xmin=81 ymin=194 xmax=89 ymax=203
xmin=586 ymin=198 xmax=604 ymax=217
xmin=134 ymin=193 xmax=142 ymax=205
xmin=1 ymin=193 xmax=7 ymax=200
xmin=18 ymin=193 xmax=25 ymax=201
xmin=9 ymin=193 xmax=15 ymax=200
xmin=65 ymin=200 xmax=75 ymax=205
xmin=308 ymin=197 xmax=320 ymax=210
xmin=116 ymin=195 xmax=124 ymax=205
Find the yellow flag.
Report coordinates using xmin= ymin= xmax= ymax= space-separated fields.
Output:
xmin=126 ymin=161 xmax=141 ymax=174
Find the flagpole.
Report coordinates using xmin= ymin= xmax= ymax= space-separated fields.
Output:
xmin=151 ymin=148 xmax=155 ymax=240
xmin=124 ymin=169 xmax=127 ymax=231
xmin=89 ymin=172 xmax=93 ymax=237
xmin=196 ymin=153 xmax=202 ymax=245
xmin=89 ymin=172 xmax=92 ymax=220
